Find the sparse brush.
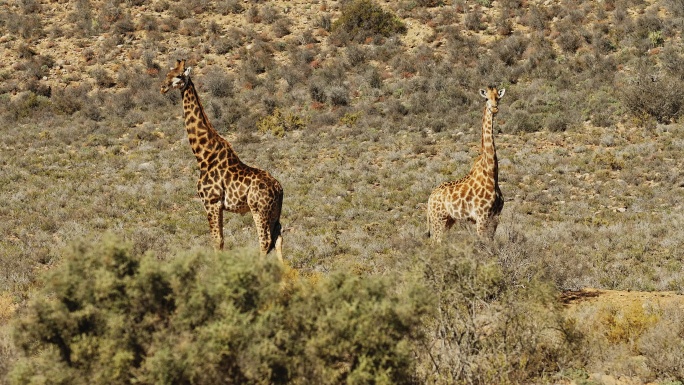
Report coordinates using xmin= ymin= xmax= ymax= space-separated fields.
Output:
xmin=663 ymin=0 xmax=684 ymax=17
xmin=179 ymin=18 xmax=204 ymax=36
xmin=330 ymin=0 xmax=406 ymax=44
xmin=557 ymin=30 xmax=584 ymax=53
xmin=271 ymin=18 xmax=291 ymax=38
xmin=203 ymin=67 xmax=234 ymax=98
xmin=464 ymin=7 xmax=483 ymax=31
xmin=638 ymin=305 xmax=684 ymax=379
xmin=260 ymin=4 xmax=280 ymax=24
xmin=216 ymin=0 xmax=244 ymax=15
xmin=620 ymin=69 xmax=683 ymax=124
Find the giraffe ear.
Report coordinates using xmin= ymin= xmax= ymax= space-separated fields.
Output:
xmin=479 ymin=89 xmax=487 ymax=98
xmin=498 ymin=89 xmax=506 ymax=98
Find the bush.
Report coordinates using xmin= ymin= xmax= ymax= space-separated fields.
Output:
xmin=203 ymin=67 xmax=234 ymax=98
xmin=9 ymin=238 xmax=427 ymax=385
xmin=414 ymin=247 xmax=585 ymax=384
xmin=331 ymin=0 xmax=406 ymax=44
xmin=664 ymin=0 xmax=684 ymax=17
xmin=257 ymin=108 xmax=307 ymax=136
xmin=5 ymin=92 xmax=50 ymax=122
xmin=216 ymin=0 xmax=243 ymax=15
xmin=557 ymin=30 xmax=583 ymax=53
xmin=506 ymin=109 xmax=544 ymax=133
xmin=620 ymin=71 xmax=683 ymax=124
xmin=51 ymin=83 xmax=92 ymax=116
xmin=464 ymin=7 xmax=483 ymax=31
xmin=638 ymin=306 xmax=684 ymax=380
xmin=494 ymin=34 xmax=529 ymax=66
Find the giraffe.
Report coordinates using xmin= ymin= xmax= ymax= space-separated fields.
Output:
xmin=161 ymin=59 xmax=284 ymax=261
xmin=427 ymin=86 xmax=506 ymax=241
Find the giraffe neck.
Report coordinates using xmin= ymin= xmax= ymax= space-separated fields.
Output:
xmin=181 ymin=78 xmax=231 ymax=162
xmin=477 ymin=105 xmax=498 ymax=183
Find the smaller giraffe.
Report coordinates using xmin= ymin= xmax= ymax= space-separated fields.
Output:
xmin=161 ymin=59 xmax=283 ymax=261
xmin=427 ymin=86 xmax=506 ymax=241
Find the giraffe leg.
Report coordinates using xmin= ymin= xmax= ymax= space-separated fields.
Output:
xmin=476 ymin=216 xmax=498 ymax=240
xmin=266 ymin=189 xmax=284 ymax=263
xmin=429 ymin=215 xmax=453 ymax=243
xmin=204 ymin=200 xmax=224 ymax=250
xmin=272 ymin=220 xmax=283 ymax=263
xmin=251 ymin=211 xmax=274 ymax=257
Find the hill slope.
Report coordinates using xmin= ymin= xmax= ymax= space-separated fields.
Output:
xmin=1 ymin=0 xmax=684 ymax=383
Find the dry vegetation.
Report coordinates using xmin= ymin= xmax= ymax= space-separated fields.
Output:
xmin=1 ymin=0 xmax=684 ymax=383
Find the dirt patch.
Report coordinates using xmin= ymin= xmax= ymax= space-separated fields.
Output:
xmin=562 ymin=288 xmax=684 ymax=309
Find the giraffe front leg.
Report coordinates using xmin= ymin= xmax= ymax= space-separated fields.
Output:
xmin=204 ymin=200 xmax=224 ymax=250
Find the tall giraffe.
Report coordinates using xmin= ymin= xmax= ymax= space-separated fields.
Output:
xmin=427 ymin=86 xmax=506 ymax=241
xmin=161 ymin=59 xmax=283 ymax=261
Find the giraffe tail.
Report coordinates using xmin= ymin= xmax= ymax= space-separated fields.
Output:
xmin=425 ymin=215 xmax=431 ymax=239
xmin=268 ymin=220 xmax=282 ymax=254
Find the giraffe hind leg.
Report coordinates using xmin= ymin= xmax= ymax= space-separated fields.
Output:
xmin=204 ymin=200 xmax=224 ymax=250
xmin=429 ymin=216 xmax=453 ymax=243
xmin=270 ymin=220 xmax=283 ymax=263
xmin=476 ymin=216 xmax=499 ymax=240
xmin=252 ymin=212 xmax=284 ymax=263
xmin=252 ymin=212 xmax=271 ymax=255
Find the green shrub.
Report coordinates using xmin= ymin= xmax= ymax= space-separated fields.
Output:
xmin=5 ymin=92 xmax=50 ymax=122
xmin=9 ymin=238 xmax=429 ymax=385
xmin=331 ymin=0 xmax=406 ymax=44
xmin=257 ymin=108 xmax=307 ymax=136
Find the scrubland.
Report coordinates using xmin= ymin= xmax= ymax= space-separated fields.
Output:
xmin=1 ymin=0 xmax=684 ymax=383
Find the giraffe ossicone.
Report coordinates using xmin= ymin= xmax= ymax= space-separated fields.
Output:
xmin=161 ymin=59 xmax=284 ymax=261
xmin=427 ymin=86 xmax=506 ymax=241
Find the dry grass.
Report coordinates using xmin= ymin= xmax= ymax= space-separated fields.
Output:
xmin=1 ymin=0 xmax=684 ymax=383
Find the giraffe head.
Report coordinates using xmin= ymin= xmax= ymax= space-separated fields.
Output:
xmin=160 ymin=59 xmax=192 ymax=94
xmin=479 ymin=86 xmax=506 ymax=114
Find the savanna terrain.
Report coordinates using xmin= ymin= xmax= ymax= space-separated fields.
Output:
xmin=1 ymin=0 xmax=684 ymax=384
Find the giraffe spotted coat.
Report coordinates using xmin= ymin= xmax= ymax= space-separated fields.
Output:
xmin=161 ymin=59 xmax=284 ymax=261
xmin=427 ymin=87 xmax=506 ymax=241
